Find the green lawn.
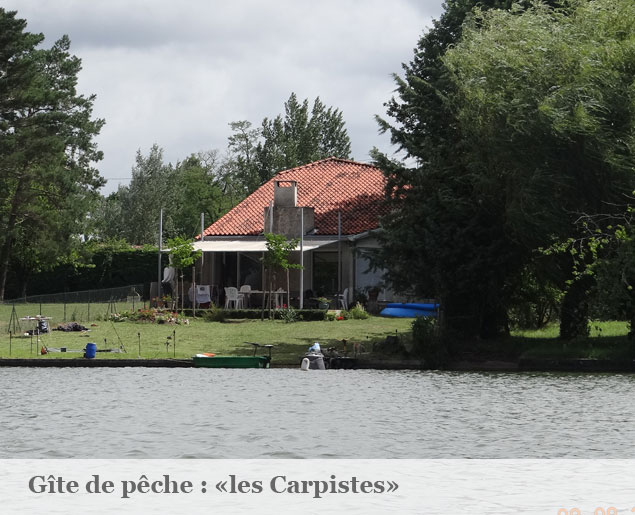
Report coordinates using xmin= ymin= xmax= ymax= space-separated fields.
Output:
xmin=0 ymin=312 xmax=413 ymax=364
xmin=0 ymin=300 xmax=147 ymax=331
xmin=512 ymin=320 xmax=629 ymax=339
xmin=505 ymin=321 xmax=633 ymax=361
xmin=2 ymin=306 xmax=631 ymax=364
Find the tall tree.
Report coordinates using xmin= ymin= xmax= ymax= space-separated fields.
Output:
xmin=0 ymin=9 xmax=104 ymax=300
xmin=173 ymin=150 xmax=235 ymax=237
xmin=374 ymin=0 xmax=531 ymax=338
xmin=224 ymin=120 xmax=262 ymax=195
xmin=115 ymin=144 xmax=177 ymax=245
xmin=442 ymin=0 xmax=635 ymax=338
xmin=255 ymin=93 xmax=352 ymax=184
xmin=373 ymin=0 xmax=624 ymax=339
xmin=90 ymin=147 xmax=236 ymax=243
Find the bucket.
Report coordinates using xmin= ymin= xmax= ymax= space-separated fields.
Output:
xmin=85 ymin=343 xmax=97 ymax=359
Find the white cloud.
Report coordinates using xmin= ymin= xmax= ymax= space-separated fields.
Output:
xmin=3 ymin=0 xmax=443 ymax=192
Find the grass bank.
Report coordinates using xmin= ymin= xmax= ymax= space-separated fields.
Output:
xmin=449 ymin=321 xmax=633 ymax=363
xmin=0 ymin=315 xmax=413 ymax=365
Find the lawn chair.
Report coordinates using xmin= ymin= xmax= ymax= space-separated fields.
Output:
xmin=225 ymin=287 xmax=244 ymax=309
xmin=336 ymin=288 xmax=349 ymax=311
xmin=239 ymin=285 xmax=252 ymax=307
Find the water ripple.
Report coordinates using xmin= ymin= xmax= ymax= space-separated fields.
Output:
xmin=1 ymin=368 xmax=634 ymax=458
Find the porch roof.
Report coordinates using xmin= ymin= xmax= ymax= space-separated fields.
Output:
xmin=192 ymin=239 xmax=337 ymax=253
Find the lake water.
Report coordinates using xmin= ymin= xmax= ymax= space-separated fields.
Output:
xmin=1 ymin=368 xmax=634 ymax=459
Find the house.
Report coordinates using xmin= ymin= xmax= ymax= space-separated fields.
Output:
xmin=193 ymin=157 xmax=392 ymax=308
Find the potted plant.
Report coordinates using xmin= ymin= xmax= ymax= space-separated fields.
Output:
xmin=317 ymin=297 xmax=330 ymax=310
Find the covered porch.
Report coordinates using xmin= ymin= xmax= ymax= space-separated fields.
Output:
xmin=192 ymin=237 xmax=348 ymax=309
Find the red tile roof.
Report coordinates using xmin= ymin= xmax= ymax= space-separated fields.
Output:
xmin=201 ymin=157 xmax=387 ymax=237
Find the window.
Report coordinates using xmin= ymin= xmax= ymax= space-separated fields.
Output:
xmin=313 ymin=252 xmax=338 ymax=296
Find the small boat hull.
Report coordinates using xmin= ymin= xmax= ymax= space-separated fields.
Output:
xmin=192 ymin=356 xmax=270 ymax=368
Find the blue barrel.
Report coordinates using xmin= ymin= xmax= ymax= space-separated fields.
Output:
xmin=85 ymin=343 xmax=97 ymax=359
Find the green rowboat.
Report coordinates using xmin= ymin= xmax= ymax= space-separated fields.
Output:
xmin=192 ymin=355 xmax=270 ymax=368
xmin=192 ymin=342 xmax=273 ymax=369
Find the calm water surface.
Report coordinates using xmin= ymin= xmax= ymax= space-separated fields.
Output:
xmin=1 ymin=369 xmax=633 ymax=458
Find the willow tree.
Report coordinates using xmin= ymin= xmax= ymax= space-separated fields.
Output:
xmin=441 ymin=0 xmax=635 ymax=338
xmin=375 ymin=0 xmax=634 ymax=339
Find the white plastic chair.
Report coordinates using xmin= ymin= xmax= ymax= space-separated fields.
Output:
xmin=336 ymin=288 xmax=349 ymax=311
xmin=239 ymin=285 xmax=252 ymax=307
xmin=224 ymin=287 xmax=244 ymax=309
xmin=196 ymin=285 xmax=211 ymax=306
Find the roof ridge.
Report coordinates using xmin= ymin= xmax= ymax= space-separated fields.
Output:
xmin=275 ymin=157 xmax=379 ymax=177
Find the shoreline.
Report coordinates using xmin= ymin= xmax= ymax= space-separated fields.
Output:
xmin=1 ymin=357 xmax=634 ymax=372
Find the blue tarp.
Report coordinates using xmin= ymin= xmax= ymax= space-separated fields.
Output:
xmin=380 ymin=303 xmax=439 ymax=318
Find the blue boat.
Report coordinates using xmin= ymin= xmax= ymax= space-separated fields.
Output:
xmin=380 ymin=302 xmax=439 ymax=318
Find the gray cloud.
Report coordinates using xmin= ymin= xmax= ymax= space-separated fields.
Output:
xmin=3 ymin=0 xmax=444 ymax=192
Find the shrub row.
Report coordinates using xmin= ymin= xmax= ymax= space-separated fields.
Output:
xmin=202 ymin=308 xmax=326 ymax=322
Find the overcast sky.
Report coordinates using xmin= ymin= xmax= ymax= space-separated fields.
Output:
xmin=4 ymin=0 xmax=444 ymax=193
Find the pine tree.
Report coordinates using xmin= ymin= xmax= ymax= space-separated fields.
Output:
xmin=0 ymin=9 xmax=104 ymax=299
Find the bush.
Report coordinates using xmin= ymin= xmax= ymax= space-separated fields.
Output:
xmin=108 ymin=308 xmax=184 ymax=324
xmin=279 ymin=307 xmax=299 ymax=323
xmin=202 ymin=305 xmax=227 ymax=323
xmin=411 ymin=316 xmax=448 ymax=368
xmin=348 ymin=302 xmax=370 ymax=320
xmin=201 ymin=308 xmax=326 ymax=322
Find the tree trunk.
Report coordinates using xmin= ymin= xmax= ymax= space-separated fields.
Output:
xmin=0 ymin=176 xmax=27 ymax=301
xmin=559 ymin=275 xmax=593 ymax=340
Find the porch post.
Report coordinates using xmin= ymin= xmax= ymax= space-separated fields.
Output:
xmin=338 ymin=209 xmax=342 ymax=295
xmin=300 ymin=208 xmax=304 ymax=309
xmin=200 ymin=213 xmax=205 ymax=267
xmin=211 ymin=252 xmax=215 ymax=305
xmin=157 ymin=208 xmax=163 ymax=301
xmin=237 ymin=253 xmax=241 ymax=288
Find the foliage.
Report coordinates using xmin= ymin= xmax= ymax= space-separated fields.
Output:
xmin=89 ymin=92 xmax=350 ymax=246
xmin=507 ymin=266 xmax=562 ymax=330
xmin=255 ymin=93 xmax=352 ymax=184
xmin=90 ymin=147 xmax=235 ymax=244
xmin=200 ymin=308 xmax=326 ymax=322
xmin=166 ymin=237 xmax=201 ymax=271
xmin=224 ymin=120 xmax=262 ymax=195
xmin=202 ymin=304 xmax=227 ymax=323
xmin=262 ymin=233 xmax=299 ymax=271
xmin=172 ymin=151 xmax=236 ymax=238
xmin=109 ymin=308 xmax=185 ymax=325
xmin=0 ymin=8 xmax=105 ymax=300
xmin=278 ymin=306 xmax=299 ymax=323
xmin=347 ymin=302 xmax=370 ymax=320
xmin=225 ymin=93 xmax=352 ymax=194
xmin=6 ymin=241 xmax=158 ymax=297
xmin=261 ymin=233 xmax=302 ymax=318
xmin=375 ymin=0 xmax=635 ymax=340
xmin=411 ymin=316 xmax=447 ymax=368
